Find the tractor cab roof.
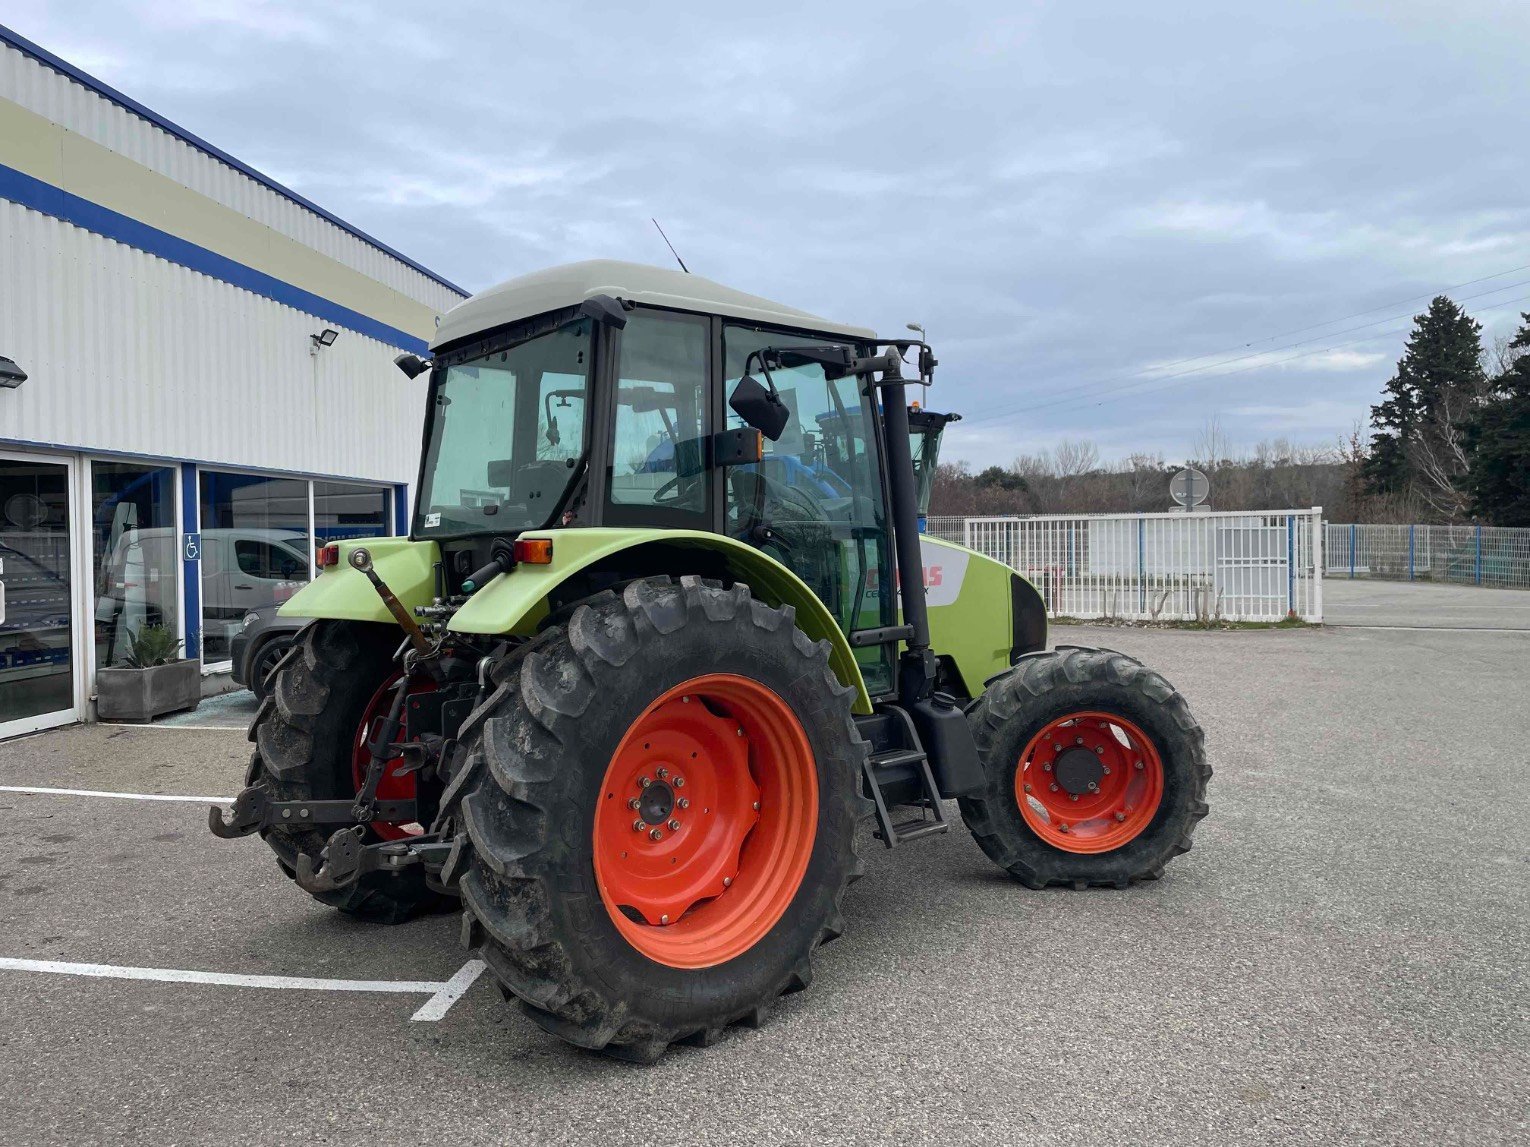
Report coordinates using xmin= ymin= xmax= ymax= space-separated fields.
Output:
xmin=431 ymin=259 xmax=876 ymax=351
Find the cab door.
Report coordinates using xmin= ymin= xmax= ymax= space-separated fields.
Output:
xmin=720 ymin=325 xmax=897 ymax=697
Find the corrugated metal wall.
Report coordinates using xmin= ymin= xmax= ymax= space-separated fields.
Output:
xmin=0 ymin=199 xmax=428 ymax=484
xmin=0 ymin=42 xmax=462 ymax=317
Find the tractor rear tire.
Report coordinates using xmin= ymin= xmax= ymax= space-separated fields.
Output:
xmin=959 ymin=647 xmax=1209 ymax=889
xmin=445 ymin=576 xmax=866 ymax=1062
xmin=248 ymin=619 xmax=455 ymax=924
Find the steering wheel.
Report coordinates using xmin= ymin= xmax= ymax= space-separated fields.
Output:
xmin=652 ymin=471 xmax=702 ymax=505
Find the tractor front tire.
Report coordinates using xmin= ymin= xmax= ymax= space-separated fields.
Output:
xmin=446 ymin=576 xmax=866 ymax=1062
xmin=248 ymin=619 xmax=455 ymax=923
xmin=960 ymin=647 xmax=1209 ymax=889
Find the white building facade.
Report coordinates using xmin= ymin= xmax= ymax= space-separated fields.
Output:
xmin=0 ymin=26 xmax=467 ymax=735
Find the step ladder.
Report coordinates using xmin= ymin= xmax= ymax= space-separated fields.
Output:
xmin=862 ymin=706 xmax=949 ymax=848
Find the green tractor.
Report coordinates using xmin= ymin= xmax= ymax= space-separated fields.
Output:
xmin=209 ymin=261 xmax=1209 ymax=1062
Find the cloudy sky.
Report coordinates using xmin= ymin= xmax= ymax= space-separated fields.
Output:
xmin=10 ymin=1 xmax=1529 ymax=469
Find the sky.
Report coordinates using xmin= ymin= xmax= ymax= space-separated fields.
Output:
xmin=8 ymin=0 xmax=1529 ymax=470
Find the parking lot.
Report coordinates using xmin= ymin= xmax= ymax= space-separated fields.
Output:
xmin=1 ymin=613 xmax=1526 ymax=1146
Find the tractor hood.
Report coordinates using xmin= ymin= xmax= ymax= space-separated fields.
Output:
xmin=431 ymin=260 xmax=875 ymax=351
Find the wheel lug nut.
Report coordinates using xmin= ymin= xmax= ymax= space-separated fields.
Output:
xmin=660 ymin=914 xmax=670 ymax=924
xmin=1094 ymin=746 xmax=1104 ymax=755
xmin=1115 ymin=811 xmax=1127 ymax=822
xmin=1049 ymin=783 xmax=1059 ymax=792
xmin=1070 ymin=794 xmax=1079 ymax=802
xmin=682 ymin=695 xmax=691 ymax=704
xmin=678 ymin=797 xmax=690 ymax=809
xmin=649 ymin=829 xmax=663 ymax=841
xmin=667 ymin=819 xmax=681 ymax=831
xmin=1102 ymin=766 xmax=1111 ymax=775
xmin=673 ymin=776 xmax=685 ymax=788
xmin=1023 ymin=783 xmax=1032 ymax=793
xmin=632 ymin=819 xmax=644 ymax=832
xmin=638 ymin=776 xmax=651 ymax=788
xmin=1075 ymin=736 xmax=1084 ymax=745
xmin=628 ymin=798 xmax=641 ymax=810
xmin=752 ymin=801 xmax=761 ymax=810
xmin=1053 ymin=743 xmax=1063 ymax=752
xmin=656 ymin=766 xmax=669 ymax=780
xmin=723 ymin=876 xmax=733 ymax=887
xmin=1058 ymin=823 xmax=1070 ymax=833
xmin=1087 ymin=781 xmax=1098 ymax=792
xmin=1135 ymin=761 xmax=1144 ymax=770
xmin=1043 ymin=762 xmax=1052 ymax=772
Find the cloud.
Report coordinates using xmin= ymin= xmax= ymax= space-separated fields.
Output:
xmin=7 ymin=0 xmax=1529 ymax=471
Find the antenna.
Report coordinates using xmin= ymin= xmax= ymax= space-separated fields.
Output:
xmin=651 ymin=218 xmax=690 ymax=274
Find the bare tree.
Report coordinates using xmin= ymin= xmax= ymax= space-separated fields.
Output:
xmin=1051 ymin=438 xmax=1100 ymax=478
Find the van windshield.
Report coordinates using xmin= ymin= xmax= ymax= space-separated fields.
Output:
xmin=414 ymin=320 xmax=591 ymax=538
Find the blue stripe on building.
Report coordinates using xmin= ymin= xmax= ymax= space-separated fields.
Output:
xmin=0 ymin=162 xmax=431 ymax=355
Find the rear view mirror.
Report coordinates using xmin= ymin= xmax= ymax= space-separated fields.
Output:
xmin=729 ymin=375 xmax=790 ymax=441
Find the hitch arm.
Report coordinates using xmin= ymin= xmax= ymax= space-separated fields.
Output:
xmin=207 ymin=786 xmax=418 ymax=839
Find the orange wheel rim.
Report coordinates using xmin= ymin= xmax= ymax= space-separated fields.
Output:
xmin=1014 ymin=710 xmax=1164 ymax=854
xmin=593 ymin=674 xmax=818 ymax=969
xmin=351 ymin=672 xmax=433 ymax=842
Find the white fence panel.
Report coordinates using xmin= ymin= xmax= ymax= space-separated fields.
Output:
xmin=939 ymin=509 xmax=1323 ymax=622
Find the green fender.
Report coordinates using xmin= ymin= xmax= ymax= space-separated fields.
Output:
xmin=448 ymin=528 xmax=873 ymax=713
xmin=278 ymin=536 xmax=440 ymax=623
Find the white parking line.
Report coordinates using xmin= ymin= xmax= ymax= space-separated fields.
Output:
xmin=0 ymin=785 xmax=235 ymax=803
xmin=0 ymin=957 xmax=487 ymax=1022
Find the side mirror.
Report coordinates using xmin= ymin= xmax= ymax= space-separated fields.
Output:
xmin=578 ymin=293 xmax=628 ymax=329
xmin=393 ymin=353 xmax=431 ymax=379
xmin=0 ymin=356 xmax=27 ymax=389
xmin=729 ymin=375 xmax=790 ymax=441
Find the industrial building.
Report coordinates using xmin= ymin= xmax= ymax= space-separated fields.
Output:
xmin=0 ymin=25 xmax=467 ymax=736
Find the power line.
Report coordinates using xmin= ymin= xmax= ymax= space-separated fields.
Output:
xmin=965 ymin=278 xmax=1530 ymax=428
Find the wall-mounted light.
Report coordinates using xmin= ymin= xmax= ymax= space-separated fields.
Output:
xmin=0 ymin=355 xmax=27 ymax=389
xmin=310 ymin=328 xmax=339 ymax=355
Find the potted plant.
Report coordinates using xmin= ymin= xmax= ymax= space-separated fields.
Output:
xmin=95 ymin=624 xmax=202 ymax=721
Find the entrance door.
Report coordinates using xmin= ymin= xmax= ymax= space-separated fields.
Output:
xmin=0 ymin=453 xmax=79 ymax=737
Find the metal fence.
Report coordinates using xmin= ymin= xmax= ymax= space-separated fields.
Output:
xmin=923 ymin=510 xmax=1324 ymax=622
xmin=1324 ymin=523 xmax=1530 ymax=590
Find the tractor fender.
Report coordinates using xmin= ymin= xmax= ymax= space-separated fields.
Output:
xmin=447 ymin=528 xmax=873 ymax=713
xmin=278 ymin=537 xmax=440 ymax=624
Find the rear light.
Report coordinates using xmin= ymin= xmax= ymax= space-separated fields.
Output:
xmin=317 ymin=543 xmax=340 ymax=568
xmin=513 ymin=537 xmax=554 ymax=565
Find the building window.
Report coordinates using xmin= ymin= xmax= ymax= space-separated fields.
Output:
xmin=314 ymin=480 xmax=389 ymax=545
xmin=198 ymin=471 xmax=311 ymax=664
xmin=90 ymin=462 xmax=178 ymax=670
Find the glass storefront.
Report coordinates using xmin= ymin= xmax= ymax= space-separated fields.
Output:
xmin=0 ymin=456 xmax=74 ymax=727
xmin=197 ymin=470 xmax=393 ymax=665
xmin=314 ymin=480 xmax=389 ymax=545
xmin=198 ymin=471 xmax=313 ymax=663
xmin=91 ymin=461 xmax=178 ymax=671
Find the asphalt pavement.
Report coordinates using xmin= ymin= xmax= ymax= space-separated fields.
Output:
xmin=1324 ymin=575 xmax=1530 ymax=629
xmin=0 ymin=612 xmax=1526 ymax=1145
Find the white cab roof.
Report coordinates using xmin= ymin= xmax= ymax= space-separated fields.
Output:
xmin=431 ymin=259 xmax=875 ymax=350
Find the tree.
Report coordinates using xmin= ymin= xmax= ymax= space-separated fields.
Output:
xmin=1364 ymin=296 xmax=1488 ymax=519
xmin=1466 ymin=313 xmax=1530 ymax=526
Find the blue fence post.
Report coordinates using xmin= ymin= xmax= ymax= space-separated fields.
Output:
xmin=1287 ymin=516 xmax=1295 ymax=616
xmin=1349 ymin=523 xmax=1356 ymax=579
xmin=1137 ymin=517 xmax=1146 ymax=613
xmin=1475 ymin=524 xmax=1483 ymax=586
xmin=1408 ymin=525 xmax=1416 ymax=581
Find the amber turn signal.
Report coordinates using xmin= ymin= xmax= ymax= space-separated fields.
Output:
xmin=513 ymin=537 xmax=554 ymax=565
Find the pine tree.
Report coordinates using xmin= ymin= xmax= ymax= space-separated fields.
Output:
xmin=1466 ymin=313 xmax=1530 ymax=526
xmin=1364 ymin=296 xmax=1487 ymax=518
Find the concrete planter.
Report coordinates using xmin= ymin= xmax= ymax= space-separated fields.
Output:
xmin=95 ymin=659 xmax=203 ymax=722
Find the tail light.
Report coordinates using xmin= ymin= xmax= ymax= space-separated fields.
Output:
xmin=317 ymin=543 xmax=340 ymax=569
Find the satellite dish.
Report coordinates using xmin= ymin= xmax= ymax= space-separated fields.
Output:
xmin=1170 ymin=466 xmax=1209 ymax=509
